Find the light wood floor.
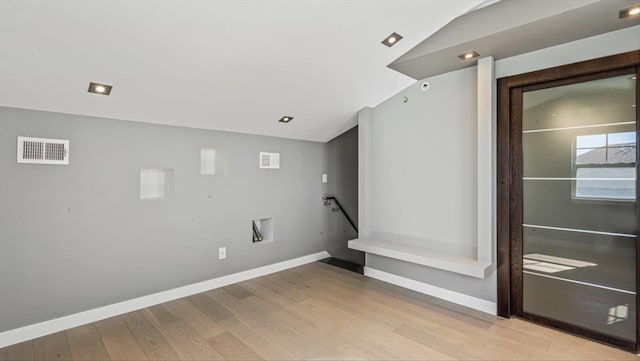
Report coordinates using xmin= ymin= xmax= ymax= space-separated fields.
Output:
xmin=1 ymin=262 xmax=637 ymax=360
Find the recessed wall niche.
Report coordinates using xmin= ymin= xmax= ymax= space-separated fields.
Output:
xmin=201 ymin=147 xmax=228 ymax=175
xmin=252 ymin=218 xmax=273 ymax=243
xmin=140 ymin=168 xmax=174 ymax=200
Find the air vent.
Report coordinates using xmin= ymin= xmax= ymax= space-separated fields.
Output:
xmin=17 ymin=136 xmax=69 ymax=165
xmin=259 ymin=152 xmax=280 ymax=169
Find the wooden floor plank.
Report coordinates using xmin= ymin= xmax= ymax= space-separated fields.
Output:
xmin=301 ymin=264 xmax=496 ymax=332
xmin=32 ymin=338 xmax=46 ymax=361
xmin=302 ymin=273 xmax=543 ymax=357
xmin=217 ymin=316 xmax=298 ymax=360
xmin=207 ymin=332 xmax=263 ymax=360
xmin=1 ymin=262 xmax=636 ymax=360
xmin=207 ymin=290 xmax=331 ymax=360
xmin=220 ymin=284 xmax=254 ymax=300
xmin=290 ymin=295 xmax=453 ymax=360
xmin=188 ymin=293 xmax=234 ymax=323
xmin=240 ymin=278 xmax=300 ymax=308
xmin=146 ymin=305 xmax=224 ymax=360
xmin=162 ymin=299 xmax=226 ymax=340
xmin=94 ymin=316 xmax=148 ymax=361
xmin=122 ymin=310 xmax=181 ymax=361
xmin=33 ymin=332 xmax=73 ymax=361
xmin=66 ymin=324 xmax=110 ymax=361
xmin=0 ymin=341 xmax=33 ymax=361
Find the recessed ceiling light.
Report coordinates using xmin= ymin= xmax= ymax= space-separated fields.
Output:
xmin=88 ymin=82 xmax=112 ymax=95
xmin=279 ymin=116 xmax=293 ymax=123
xmin=382 ymin=32 xmax=403 ymax=47
xmin=458 ymin=51 xmax=480 ymax=61
xmin=619 ymin=5 xmax=640 ymax=18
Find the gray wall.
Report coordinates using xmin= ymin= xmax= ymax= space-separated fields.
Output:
xmin=362 ymin=26 xmax=640 ymax=305
xmin=325 ymin=126 xmax=362 ymax=265
xmin=366 ymin=65 xmax=497 ymax=302
xmin=0 ymin=106 xmax=330 ymax=333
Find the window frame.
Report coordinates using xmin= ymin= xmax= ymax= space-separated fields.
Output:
xmin=571 ymin=131 xmax=636 ymax=202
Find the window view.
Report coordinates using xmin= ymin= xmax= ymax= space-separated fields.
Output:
xmin=574 ymin=131 xmax=636 ymax=200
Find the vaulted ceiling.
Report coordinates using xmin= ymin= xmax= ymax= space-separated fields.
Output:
xmin=0 ymin=0 xmax=489 ymax=142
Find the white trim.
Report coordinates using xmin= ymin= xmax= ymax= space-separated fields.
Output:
xmin=364 ymin=267 xmax=496 ymax=315
xmin=522 ymin=121 xmax=636 ymax=134
xmin=0 ymin=251 xmax=330 ymax=349
xmin=523 ymin=224 xmax=636 ymax=238
xmin=523 ymin=177 xmax=635 ymax=181
xmin=523 ymin=271 xmax=636 ymax=295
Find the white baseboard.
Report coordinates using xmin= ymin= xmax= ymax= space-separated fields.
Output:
xmin=364 ymin=266 xmax=497 ymax=315
xmin=0 ymin=251 xmax=330 ymax=349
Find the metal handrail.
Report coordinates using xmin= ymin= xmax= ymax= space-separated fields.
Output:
xmin=323 ymin=196 xmax=358 ymax=233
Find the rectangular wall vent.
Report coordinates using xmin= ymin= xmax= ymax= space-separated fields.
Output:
xmin=17 ymin=136 xmax=69 ymax=165
xmin=259 ymin=152 xmax=280 ymax=169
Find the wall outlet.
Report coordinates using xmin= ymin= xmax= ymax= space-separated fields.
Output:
xmin=322 ymin=173 xmax=327 ymax=183
xmin=218 ymin=247 xmax=226 ymax=260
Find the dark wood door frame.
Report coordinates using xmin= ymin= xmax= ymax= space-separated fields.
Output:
xmin=496 ymin=50 xmax=640 ymax=352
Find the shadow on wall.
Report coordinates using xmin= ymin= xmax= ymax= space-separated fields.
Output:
xmin=325 ymin=126 xmax=363 ymax=265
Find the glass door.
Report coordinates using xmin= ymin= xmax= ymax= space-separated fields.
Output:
xmin=521 ymin=72 xmax=637 ymax=344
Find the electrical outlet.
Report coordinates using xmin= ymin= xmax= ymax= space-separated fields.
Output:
xmin=218 ymin=247 xmax=226 ymax=260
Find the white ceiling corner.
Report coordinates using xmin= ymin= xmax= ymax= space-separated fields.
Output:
xmin=0 ymin=0 xmax=487 ymax=142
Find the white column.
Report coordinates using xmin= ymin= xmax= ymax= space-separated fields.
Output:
xmin=476 ymin=56 xmax=495 ymax=264
xmin=358 ymin=107 xmax=373 ymax=240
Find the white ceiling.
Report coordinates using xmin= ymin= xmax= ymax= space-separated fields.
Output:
xmin=0 ymin=0 xmax=486 ymax=142
xmin=389 ymin=0 xmax=639 ymax=79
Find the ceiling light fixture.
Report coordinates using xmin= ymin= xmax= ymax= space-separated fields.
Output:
xmin=382 ymin=32 xmax=403 ymax=47
xmin=619 ymin=5 xmax=640 ymax=18
xmin=279 ymin=116 xmax=293 ymax=123
xmin=458 ymin=51 xmax=480 ymax=61
xmin=88 ymin=82 xmax=112 ymax=95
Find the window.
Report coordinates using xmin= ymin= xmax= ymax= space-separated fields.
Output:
xmin=573 ymin=131 xmax=636 ymax=200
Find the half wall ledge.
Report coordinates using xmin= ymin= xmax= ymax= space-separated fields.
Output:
xmin=348 ymin=238 xmax=492 ymax=279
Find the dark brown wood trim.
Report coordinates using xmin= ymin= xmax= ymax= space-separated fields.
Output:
xmin=636 ymin=64 xmax=639 ymax=353
xmin=521 ymin=67 xmax=637 ymax=93
xmin=523 ymin=313 xmax=637 ymax=352
xmin=505 ymin=50 xmax=640 ymax=88
xmin=509 ymin=87 xmax=523 ymax=317
xmin=496 ymin=77 xmax=511 ymax=318
xmin=496 ymin=50 xmax=640 ymax=352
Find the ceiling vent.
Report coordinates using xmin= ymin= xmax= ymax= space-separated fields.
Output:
xmin=259 ymin=152 xmax=280 ymax=169
xmin=17 ymin=136 xmax=69 ymax=165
